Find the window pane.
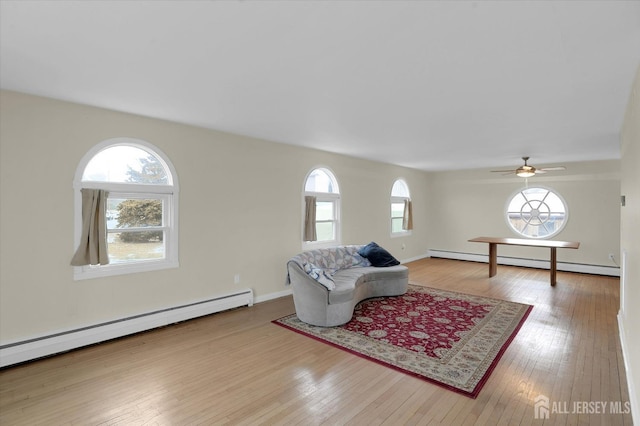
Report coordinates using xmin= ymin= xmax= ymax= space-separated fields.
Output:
xmin=522 ymin=187 xmax=548 ymax=202
xmin=391 ymin=202 xmax=404 ymax=218
xmin=305 ymin=169 xmax=338 ymax=193
xmin=316 ymin=222 xmax=335 ymax=241
xmin=316 ymin=201 xmax=334 ymax=221
xmin=544 ymin=193 xmax=565 ymax=212
xmin=83 ymin=146 xmax=168 ymax=184
xmin=108 ymin=198 xmax=163 ymax=229
xmin=391 ymin=217 xmax=404 ymax=233
xmin=107 ymin=232 xmax=165 ymax=263
xmin=391 ymin=180 xmax=410 ymax=197
xmin=507 ymin=193 xmax=527 ymax=212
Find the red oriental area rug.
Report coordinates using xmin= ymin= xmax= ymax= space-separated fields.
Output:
xmin=273 ymin=284 xmax=532 ymax=398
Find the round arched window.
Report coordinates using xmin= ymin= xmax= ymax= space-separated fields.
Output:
xmin=391 ymin=179 xmax=412 ymax=235
xmin=73 ymin=138 xmax=179 ymax=279
xmin=303 ymin=167 xmax=340 ymax=247
xmin=505 ymin=187 xmax=567 ymax=239
xmin=304 ymin=168 xmax=339 ymax=194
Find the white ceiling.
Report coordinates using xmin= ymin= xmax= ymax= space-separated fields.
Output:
xmin=1 ymin=1 xmax=639 ymax=171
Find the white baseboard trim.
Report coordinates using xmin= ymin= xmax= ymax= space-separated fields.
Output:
xmin=0 ymin=289 xmax=254 ymax=368
xmin=427 ymin=249 xmax=620 ymax=277
xmin=255 ymin=288 xmax=292 ymax=304
xmin=618 ymin=313 xmax=638 ymax=424
xmin=401 ymin=253 xmax=431 ymax=264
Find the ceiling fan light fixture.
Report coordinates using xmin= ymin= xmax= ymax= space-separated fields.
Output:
xmin=490 ymin=157 xmax=565 ymax=177
xmin=516 ymin=166 xmax=536 ymax=178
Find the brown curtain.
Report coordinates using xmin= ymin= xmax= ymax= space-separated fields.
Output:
xmin=402 ymin=199 xmax=413 ymax=231
xmin=71 ymin=189 xmax=109 ymax=266
xmin=304 ymin=195 xmax=317 ymax=242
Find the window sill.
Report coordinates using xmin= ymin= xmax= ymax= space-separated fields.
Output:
xmin=302 ymin=240 xmax=340 ymax=251
xmin=73 ymin=259 xmax=179 ymax=280
xmin=391 ymin=231 xmax=412 ymax=238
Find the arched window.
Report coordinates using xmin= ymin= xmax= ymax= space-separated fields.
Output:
xmin=72 ymin=138 xmax=179 ymax=279
xmin=506 ymin=186 xmax=567 ymax=239
xmin=303 ymin=167 xmax=340 ymax=248
xmin=391 ymin=179 xmax=412 ymax=235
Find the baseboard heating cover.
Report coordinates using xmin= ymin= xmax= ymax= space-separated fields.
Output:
xmin=428 ymin=249 xmax=620 ymax=277
xmin=0 ymin=288 xmax=254 ymax=368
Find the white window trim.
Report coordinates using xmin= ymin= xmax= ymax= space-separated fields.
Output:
xmin=73 ymin=138 xmax=179 ymax=280
xmin=390 ymin=179 xmax=412 ymax=237
xmin=302 ymin=167 xmax=341 ymax=250
xmin=302 ymin=191 xmax=341 ymax=250
xmin=504 ymin=185 xmax=568 ymax=239
xmin=390 ymin=196 xmax=412 ymax=238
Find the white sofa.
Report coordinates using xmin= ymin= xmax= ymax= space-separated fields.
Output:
xmin=287 ymin=245 xmax=409 ymax=327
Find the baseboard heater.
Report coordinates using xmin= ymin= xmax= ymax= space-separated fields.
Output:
xmin=428 ymin=249 xmax=620 ymax=277
xmin=0 ymin=288 xmax=254 ymax=368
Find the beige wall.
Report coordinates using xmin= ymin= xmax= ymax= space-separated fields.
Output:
xmin=620 ymin=65 xmax=640 ymax=417
xmin=427 ymin=161 xmax=621 ymax=266
xmin=0 ymin=87 xmax=629 ymax=389
xmin=0 ymin=90 xmax=431 ymax=342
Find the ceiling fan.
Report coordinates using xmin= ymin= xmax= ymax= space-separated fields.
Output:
xmin=491 ymin=157 xmax=566 ymax=177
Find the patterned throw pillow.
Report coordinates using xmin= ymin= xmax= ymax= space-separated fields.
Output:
xmin=289 ymin=245 xmax=373 ymax=290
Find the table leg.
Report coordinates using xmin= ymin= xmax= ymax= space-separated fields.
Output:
xmin=489 ymin=243 xmax=497 ymax=277
xmin=550 ymin=247 xmax=557 ymax=286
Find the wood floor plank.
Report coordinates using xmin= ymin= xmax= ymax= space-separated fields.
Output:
xmin=0 ymin=258 xmax=632 ymax=425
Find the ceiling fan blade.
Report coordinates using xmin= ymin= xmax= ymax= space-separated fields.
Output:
xmin=491 ymin=158 xmax=564 ymax=177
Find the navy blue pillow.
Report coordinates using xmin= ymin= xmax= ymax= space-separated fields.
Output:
xmin=358 ymin=242 xmax=400 ymax=267
xmin=358 ymin=241 xmax=379 ymax=258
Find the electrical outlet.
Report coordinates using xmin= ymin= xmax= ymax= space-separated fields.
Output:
xmin=234 ymin=274 xmax=240 ymax=284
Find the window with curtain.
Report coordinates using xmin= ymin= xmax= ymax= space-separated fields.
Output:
xmin=73 ymin=138 xmax=179 ymax=279
xmin=391 ymin=179 xmax=412 ymax=235
xmin=303 ymin=168 xmax=340 ymax=248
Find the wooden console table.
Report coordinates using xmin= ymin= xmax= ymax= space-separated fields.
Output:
xmin=468 ymin=237 xmax=580 ymax=286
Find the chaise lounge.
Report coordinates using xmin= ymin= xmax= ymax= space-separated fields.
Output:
xmin=287 ymin=243 xmax=409 ymax=327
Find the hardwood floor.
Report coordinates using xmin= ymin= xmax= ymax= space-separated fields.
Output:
xmin=0 ymin=258 xmax=633 ymax=425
